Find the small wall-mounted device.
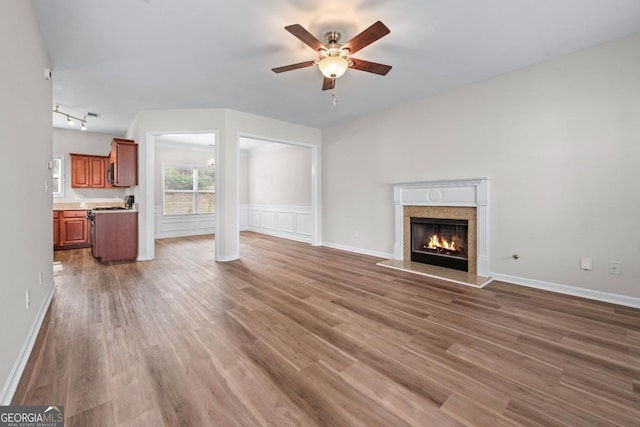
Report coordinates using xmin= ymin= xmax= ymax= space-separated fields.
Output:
xmin=44 ymin=68 xmax=52 ymax=80
xmin=580 ymin=257 xmax=593 ymax=271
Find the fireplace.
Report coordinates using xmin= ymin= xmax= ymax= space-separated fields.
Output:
xmin=410 ymin=217 xmax=469 ymax=272
xmin=392 ymin=178 xmax=490 ymax=278
xmin=379 ymin=178 xmax=491 ymax=287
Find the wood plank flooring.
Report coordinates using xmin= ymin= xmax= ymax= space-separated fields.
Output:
xmin=13 ymin=232 xmax=640 ymax=426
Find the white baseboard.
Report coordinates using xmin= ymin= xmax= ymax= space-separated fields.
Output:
xmin=155 ymin=230 xmax=214 ymax=239
xmin=491 ymin=272 xmax=640 ymax=309
xmin=0 ymin=280 xmax=56 ymax=405
xmin=321 ymin=241 xmax=393 ymax=260
xmin=314 ymin=245 xmax=640 ymax=309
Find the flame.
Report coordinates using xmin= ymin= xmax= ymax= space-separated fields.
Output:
xmin=427 ymin=234 xmax=457 ymax=252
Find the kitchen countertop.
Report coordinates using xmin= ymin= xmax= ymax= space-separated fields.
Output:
xmin=53 ymin=206 xmax=90 ymax=211
xmin=54 ymin=201 xmax=136 ymax=212
xmin=92 ymin=209 xmax=137 ymax=214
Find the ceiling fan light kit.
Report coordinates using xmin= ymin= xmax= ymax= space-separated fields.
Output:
xmin=272 ymin=21 xmax=391 ymax=90
xmin=318 ymin=56 xmax=349 ymax=79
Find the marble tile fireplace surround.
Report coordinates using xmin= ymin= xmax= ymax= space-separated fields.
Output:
xmin=377 ymin=178 xmax=492 ymax=287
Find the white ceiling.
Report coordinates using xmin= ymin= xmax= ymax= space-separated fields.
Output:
xmin=33 ymin=0 xmax=640 ymax=136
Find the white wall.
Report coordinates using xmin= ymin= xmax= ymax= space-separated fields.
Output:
xmin=244 ymin=143 xmax=313 ymax=242
xmin=322 ymin=33 xmax=640 ymax=301
xmin=239 ymin=153 xmax=249 ymax=205
xmin=126 ymin=108 xmax=320 ymax=261
xmin=53 ymin=128 xmax=127 ymax=202
xmin=0 ymin=0 xmax=54 ymax=403
xmin=248 ymin=144 xmax=311 ymax=206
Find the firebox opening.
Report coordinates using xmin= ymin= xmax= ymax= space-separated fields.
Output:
xmin=410 ymin=217 xmax=469 ymax=272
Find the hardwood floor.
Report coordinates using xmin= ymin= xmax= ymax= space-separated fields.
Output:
xmin=13 ymin=232 xmax=640 ymax=426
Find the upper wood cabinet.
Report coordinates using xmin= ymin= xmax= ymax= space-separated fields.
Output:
xmin=70 ymin=153 xmax=109 ymax=188
xmin=109 ymin=138 xmax=138 ymax=187
xmin=69 ymin=138 xmax=137 ymax=189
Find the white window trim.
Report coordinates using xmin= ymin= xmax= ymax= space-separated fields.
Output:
xmin=161 ymin=163 xmax=215 ymax=217
xmin=52 ymin=154 xmax=64 ymax=198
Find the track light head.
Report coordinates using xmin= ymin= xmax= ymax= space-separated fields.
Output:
xmin=53 ymin=106 xmax=89 ymax=131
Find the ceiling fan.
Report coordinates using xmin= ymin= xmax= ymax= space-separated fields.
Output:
xmin=272 ymin=21 xmax=392 ymax=91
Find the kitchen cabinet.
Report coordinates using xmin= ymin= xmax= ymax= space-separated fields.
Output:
xmin=53 ymin=211 xmax=59 ymax=246
xmin=93 ymin=211 xmax=137 ymax=262
xmin=109 ymin=138 xmax=138 ymax=187
xmin=55 ymin=210 xmax=90 ymax=249
xmin=70 ymin=154 xmax=110 ymax=188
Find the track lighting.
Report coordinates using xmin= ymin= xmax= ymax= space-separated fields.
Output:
xmin=53 ymin=105 xmax=89 ymax=130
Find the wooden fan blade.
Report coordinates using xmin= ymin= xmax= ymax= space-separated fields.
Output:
xmin=322 ymin=77 xmax=335 ymax=91
xmin=272 ymin=60 xmax=316 ymax=73
xmin=343 ymin=21 xmax=390 ymax=54
xmin=349 ymin=58 xmax=392 ymax=75
xmin=285 ymin=24 xmax=325 ymax=52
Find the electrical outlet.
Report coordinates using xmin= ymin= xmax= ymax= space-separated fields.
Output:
xmin=39 ymin=271 xmax=43 ymax=285
xmin=608 ymin=261 xmax=621 ymax=275
xmin=26 ymin=289 xmax=30 ymax=309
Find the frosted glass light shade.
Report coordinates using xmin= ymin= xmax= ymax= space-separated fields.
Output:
xmin=318 ymin=56 xmax=348 ymax=78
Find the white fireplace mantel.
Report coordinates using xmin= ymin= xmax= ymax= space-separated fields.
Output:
xmin=393 ymin=178 xmax=490 ymax=277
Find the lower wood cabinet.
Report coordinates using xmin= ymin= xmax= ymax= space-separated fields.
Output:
xmin=93 ymin=212 xmax=137 ymax=262
xmin=54 ymin=210 xmax=90 ymax=249
xmin=53 ymin=211 xmax=59 ymax=246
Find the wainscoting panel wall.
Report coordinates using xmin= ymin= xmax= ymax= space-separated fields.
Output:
xmin=244 ymin=204 xmax=312 ymax=243
xmin=154 ymin=205 xmax=216 ymax=239
xmin=154 ymin=205 xmax=310 ymax=242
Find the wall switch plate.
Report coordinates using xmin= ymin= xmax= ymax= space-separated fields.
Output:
xmin=580 ymin=257 xmax=593 ymax=271
xmin=608 ymin=261 xmax=621 ymax=275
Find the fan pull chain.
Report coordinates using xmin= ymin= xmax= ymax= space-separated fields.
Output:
xmin=332 ymin=92 xmax=338 ymax=107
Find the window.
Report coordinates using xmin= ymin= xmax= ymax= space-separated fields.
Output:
xmin=163 ymin=165 xmax=215 ymax=215
xmin=52 ymin=155 xmax=64 ymax=198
